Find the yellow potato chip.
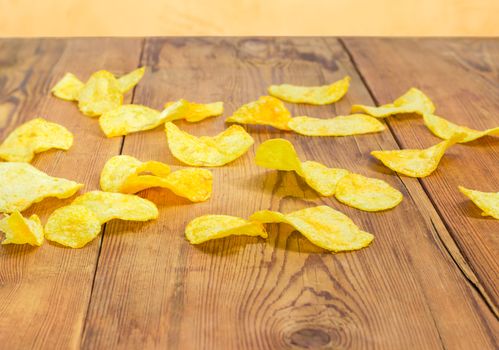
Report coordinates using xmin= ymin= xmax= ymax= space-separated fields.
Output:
xmin=288 ymin=114 xmax=385 ymax=136
xmin=268 ymin=76 xmax=350 ymax=105
xmin=300 ymin=161 xmax=350 ymax=197
xmin=371 ymin=133 xmax=462 ymax=177
xmin=226 ymin=96 xmax=292 ymax=130
xmin=351 ymin=88 xmax=435 ymax=118
xmin=185 ymin=215 xmax=268 ymax=244
xmin=71 ymin=191 xmax=158 ymax=224
xmin=335 ymin=173 xmax=403 ymax=211
xmin=164 ymin=99 xmax=224 ymax=122
xmin=99 ymin=105 xmax=161 ymax=137
xmin=250 ymin=206 xmax=374 ymax=252
xmin=0 ymin=118 xmax=73 ymax=162
xmin=0 ymin=162 xmax=83 ymax=213
xmin=44 ymin=204 xmax=101 ymax=248
xmin=423 ymin=113 xmax=499 ymax=143
xmin=51 ymin=73 xmax=84 ymax=101
xmin=117 ymin=67 xmax=146 ymax=93
xmin=165 ymin=122 xmax=254 ymax=167
xmin=0 ymin=211 xmax=44 ymax=246
xmin=459 ymin=186 xmax=499 ymax=219
xmin=78 ymin=70 xmax=123 ymax=117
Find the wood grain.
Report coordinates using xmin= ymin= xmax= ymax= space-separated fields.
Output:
xmin=78 ymin=38 xmax=497 ymax=349
xmin=343 ymin=38 xmax=499 ymax=311
xmin=0 ymin=38 xmax=143 ymax=349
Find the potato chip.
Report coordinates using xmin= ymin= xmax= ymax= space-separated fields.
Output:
xmin=288 ymin=114 xmax=385 ymax=136
xmin=100 ymin=155 xmax=212 ymax=202
xmin=268 ymin=76 xmax=350 ymax=105
xmin=371 ymin=133 xmax=462 ymax=177
xmin=44 ymin=204 xmax=101 ymax=248
xmin=300 ymin=161 xmax=350 ymax=196
xmin=71 ymin=191 xmax=158 ymax=224
xmin=226 ymin=96 xmax=292 ymax=130
xmin=423 ymin=113 xmax=499 ymax=143
xmin=51 ymin=73 xmax=84 ymax=101
xmin=459 ymin=186 xmax=499 ymax=219
xmin=185 ymin=215 xmax=268 ymax=244
xmin=117 ymin=67 xmax=146 ymax=93
xmin=164 ymin=99 xmax=224 ymax=122
xmin=0 ymin=118 xmax=73 ymax=162
xmin=0 ymin=162 xmax=83 ymax=213
xmin=351 ymin=88 xmax=435 ymax=118
xmin=250 ymin=206 xmax=374 ymax=252
xmin=335 ymin=173 xmax=403 ymax=211
xmin=0 ymin=211 xmax=44 ymax=246
xmin=78 ymin=70 xmax=123 ymax=117
xmin=99 ymin=105 xmax=160 ymax=137
xmin=165 ymin=122 xmax=254 ymax=166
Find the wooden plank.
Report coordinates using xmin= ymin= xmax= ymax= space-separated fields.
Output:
xmin=82 ymin=38 xmax=496 ymax=349
xmin=343 ymin=38 xmax=499 ymax=309
xmin=0 ymin=38 xmax=143 ymax=349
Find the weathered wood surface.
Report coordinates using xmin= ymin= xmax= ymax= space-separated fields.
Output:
xmin=0 ymin=38 xmax=497 ymax=349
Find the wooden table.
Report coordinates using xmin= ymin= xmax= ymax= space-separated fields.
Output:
xmin=0 ymin=38 xmax=497 ymax=349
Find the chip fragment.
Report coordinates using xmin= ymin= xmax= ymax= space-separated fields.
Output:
xmin=51 ymin=73 xmax=84 ymax=101
xmin=288 ymin=114 xmax=385 ymax=136
xmin=268 ymin=76 xmax=351 ymax=105
xmin=185 ymin=215 xmax=268 ymax=244
xmin=0 ymin=211 xmax=44 ymax=246
xmin=165 ymin=122 xmax=254 ymax=166
xmin=459 ymin=186 xmax=499 ymax=219
xmin=250 ymin=206 xmax=374 ymax=252
xmin=164 ymin=99 xmax=224 ymax=122
xmin=423 ymin=113 xmax=499 ymax=143
xmin=351 ymin=88 xmax=435 ymax=118
xmin=117 ymin=67 xmax=146 ymax=93
xmin=0 ymin=162 xmax=83 ymax=213
xmin=100 ymin=155 xmax=212 ymax=202
xmin=371 ymin=133 xmax=462 ymax=177
xmin=0 ymin=118 xmax=73 ymax=162
xmin=226 ymin=96 xmax=292 ymax=130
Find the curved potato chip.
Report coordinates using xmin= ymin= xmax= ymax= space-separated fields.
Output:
xmin=71 ymin=191 xmax=158 ymax=224
xmin=459 ymin=186 xmax=499 ymax=219
xmin=0 ymin=162 xmax=83 ymax=213
xmin=45 ymin=205 xmax=101 ymax=248
xmin=288 ymin=114 xmax=385 ymax=136
xmin=185 ymin=215 xmax=268 ymax=244
xmin=0 ymin=211 xmax=44 ymax=246
xmin=165 ymin=122 xmax=254 ymax=167
xmin=250 ymin=206 xmax=374 ymax=252
xmin=51 ymin=73 xmax=84 ymax=101
xmin=351 ymin=88 xmax=435 ymax=118
xmin=300 ymin=161 xmax=350 ymax=196
xmin=78 ymin=70 xmax=123 ymax=117
xmin=0 ymin=118 xmax=73 ymax=162
xmin=99 ymin=105 xmax=161 ymax=137
xmin=423 ymin=113 xmax=499 ymax=143
xmin=117 ymin=67 xmax=145 ymax=93
xmin=155 ymin=168 xmax=212 ymax=202
xmin=268 ymin=76 xmax=350 ymax=105
xmin=335 ymin=173 xmax=403 ymax=211
xmin=371 ymin=133 xmax=462 ymax=177
xmin=164 ymin=99 xmax=224 ymax=122
xmin=226 ymin=96 xmax=292 ymax=130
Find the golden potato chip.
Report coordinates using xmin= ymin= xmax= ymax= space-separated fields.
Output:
xmin=250 ymin=206 xmax=374 ymax=252
xmin=423 ymin=113 xmax=499 ymax=143
xmin=78 ymin=70 xmax=123 ymax=117
xmin=165 ymin=122 xmax=254 ymax=166
xmin=300 ymin=161 xmax=350 ymax=197
xmin=268 ymin=76 xmax=350 ymax=105
xmin=164 ymin=99 xmax=224 ymax=122
xmin=51 ymin=73 xmax=84 ymax=101
xmin=459 ymin=186 xmax=499 ymax=219
xmin=44 ymin=204 xmax=101 ymax=248
xmin=0 ymin=211 xmax=44 ymax=246
xmin=335 ymin=173 xmax=403 ymax=211
xmin=371 ymin=133 xmax=462 ymax=177
xmin=226 ymin=96 xmax=292 ymax=130
xmin=288 ymin=114 xmax=385 ymax=136
xmin=185 ymin=215 xmax=268 ymax=244
xmin=351 ymin=88 xmax=435 ymax=118
xmin=117 ymin=67 xmax=146 ymax=93
xmin=99 ymin=105 xmax=161 ymax=137
xmin=0 ymin=162 xmax=83 ymax=213
xmin=0 ymin=118 xmax=73 ymax=162
xmin=71 ymin=191 xmax=158 ymax=224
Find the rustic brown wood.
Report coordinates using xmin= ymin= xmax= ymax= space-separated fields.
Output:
xmin=0 ymin=38 xmax=143 ymax=348
xmin=343 ymin=38 xmax=499 ymax=311
xmin=76 ymin=38 xmax=497 ymax=349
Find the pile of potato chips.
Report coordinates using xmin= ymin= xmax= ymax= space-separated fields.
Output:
xmin=0 ymin=67 xmax=496 ymax=252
